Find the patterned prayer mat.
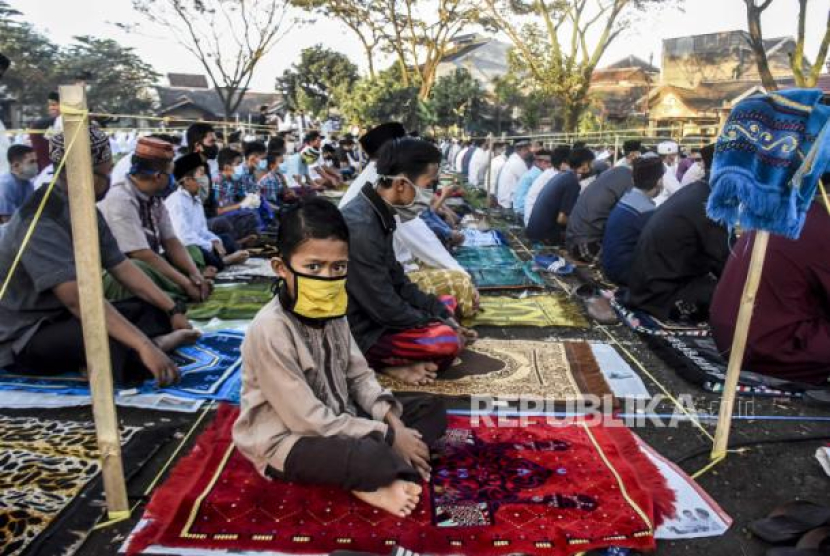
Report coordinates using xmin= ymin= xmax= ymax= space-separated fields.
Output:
xmin=611 ymin=299 xmax=710 ymax=337
xmin=0 ymin=416 xmax=138 ymax=556
xmin=0 ymin=331 xmax=244 ymax=404
xmin=645 ymin=335 xmax=804 ymax=397
xmin=215 ymin=258 xmax=275 ymax=281
xmin=464 ymin=294 xmax=588 ymax=328
xmin=378 ymin=339 xmax=613 ymax=401
xmin=127 ymin=406 xmax=674 ymax=556
xmin=188 ymin=283 xmax=274 ymax=320
xmin=460 ymin=228 xmax=507 ymax=247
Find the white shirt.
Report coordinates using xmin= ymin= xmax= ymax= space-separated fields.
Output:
xmin=340 ymin=161 xmax=377 ymax=208
xmin=454 ymin=147 xmax=469 ymax=173
xmin=468 ymin=148 xmax=490 ymax=188
xmin=164 ymin=187 xmax=220 ymax=252
xmin=486 ymin=154 xmax=506 ymax=195
xmin=393 ymin=217 xmax=466 ymax=273
xmin=497 ymin=152 xmax=529 ymax=209
xmin=447 ymin=143 xmax=461 ymax=169
xmin=524 ymin=168 xmax=558 ymax=225
xmin=112 ymin=151 xmax=134 ymax=187
xmin=33 ymin=164 xmax=55 ymax=190
xmin=681 ymin=162 xmax=705 ymax=187
xmin=655 ymin=163 xmax=682 ymax=206
xmin=0 ymin=121 xmax=9 ymax=176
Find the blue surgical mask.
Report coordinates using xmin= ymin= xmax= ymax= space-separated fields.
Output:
xmin=257 ymin=159 xmax=268 ymax=171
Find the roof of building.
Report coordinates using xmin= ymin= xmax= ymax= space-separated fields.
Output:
xmin=663 ymin=30 xmax=794 ymax=58
xmin=603 ymin=55 xmax=659 ymax=73
xmin=166 ymin=73 xmax=210 ymax=89
xmin=649 ymin=81 xmax=764 ymax=112
xmin=591 ymin=67 xmax=653 ymax=85
xmin=156 ymin=86 xmax=282 ymax=119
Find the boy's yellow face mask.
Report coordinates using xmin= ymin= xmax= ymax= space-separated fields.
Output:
xmin=285 ymin=263 xmax=348 ymax=321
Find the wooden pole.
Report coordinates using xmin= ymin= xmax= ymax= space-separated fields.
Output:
xmin=613 ymin=134 xmax=620 ymax=165
xmin=711 ymin=230 xmax=770 ymax=459
xmin=60 ymin=85 xmax=129 ymax=519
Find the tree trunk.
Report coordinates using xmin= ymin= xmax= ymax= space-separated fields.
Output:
xmin=745 ymin=2 xmax=779 ymax=91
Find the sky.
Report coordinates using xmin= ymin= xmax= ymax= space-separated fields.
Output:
xmin=10 ymin=0 xmax=829 ymax=92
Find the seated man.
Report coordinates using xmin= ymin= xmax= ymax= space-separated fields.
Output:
xmin=165 ymin=153 xmax=250 ymax=272
xmin=524 ymin=146 xmax=568 ymax=225
xmin=341 ymin=138 xmax=474 ymax=386
xmin=566 ymin=164 xmax=634 ymax=263
xmin=526 ymin=147 xmax=595 ymax=244
xmin=601 ymin=156 xmax=664 ymax=285
xmin=0 ymin=144 xmax=38 ymax=224
xmin=0 ymin=128 xmax=198 ymax=386
xmin=623 ymin=145 xmax=728 ymax=322
xmin=512 ymin=150 xmax=546 ymax=222
xmin=711 ymin=185 xmax=830 ymax=386
xmin=98 ymin=137 xmax=211 ymax=303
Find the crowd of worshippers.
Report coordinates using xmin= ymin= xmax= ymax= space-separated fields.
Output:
xmin=448 ymin=136 xmax=830 ymax=389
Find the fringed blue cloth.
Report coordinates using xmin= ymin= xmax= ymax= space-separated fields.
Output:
xmin=708 ymin=88 xmax=830 ymax=239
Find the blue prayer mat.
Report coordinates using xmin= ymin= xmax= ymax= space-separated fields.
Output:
xmin=0 ymin=331 xmax=244 ymax=404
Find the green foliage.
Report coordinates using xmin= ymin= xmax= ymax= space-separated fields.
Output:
xmin=0 ymin=2 xmax=159 ymax=120
xmin=429 ymin=68 xmax=485 ymax=131
xmin=277 ymin=45 xmax=359 ymax=118
xmin=337 ymin=67 xmax=421 ymax=130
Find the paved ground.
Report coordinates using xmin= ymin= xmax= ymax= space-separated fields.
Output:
xmin=6 ymin=220 xmax=829 ymax=556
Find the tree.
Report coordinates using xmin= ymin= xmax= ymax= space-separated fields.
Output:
xmin=743 ymin=0 xmax=830 ymax=89
xmin=292 ymin=0 xmax=477 ymax=100
xmin=130 ymin=0 xmax=292 ymax=118
xmin=57 ymin=36 xmax=160 ymax=117
xmin=277 ymin=45 xmax=359 ymax=118
xmin=290 ymin=0 xmax=384 ymax=78
xmin=479 ymin=0 xmax=675 ymax=131
xmin=429 ymin=68 xmax=484 ymax=132
xmin=338 ymin=66 xmax=421 ymax=130
xmin=0 ymin=1 xmax=60 ymax=117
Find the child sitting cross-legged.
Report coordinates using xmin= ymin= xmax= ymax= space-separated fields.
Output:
xmin=233 ymin=198 xmax=446 ymax=517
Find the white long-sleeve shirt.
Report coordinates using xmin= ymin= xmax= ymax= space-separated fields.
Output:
xmin=497 ymin=153 xmax=530 ymax=209
xmin=454 ymin=147 xmax=470 ymax=173
xmin=654 ymin=163 xmax=682 ymax=206
xmin=340 ymin=162 xmax=377 ymax=208
xmin=524 ymin=168 xmax=559 ymax=225
xmin=468 ymin=148 xmax=490 ymax=188
xmin=164 ymin=187 xmax=220 ymax=251
xmin=486 ymin=154 xmax=506 ymax=195
xmin=394 ymin=217 xmax=466 ymax=273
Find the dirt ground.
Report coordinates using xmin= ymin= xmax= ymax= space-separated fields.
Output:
xmin=7 ymin=222 xmax=830 ymax=556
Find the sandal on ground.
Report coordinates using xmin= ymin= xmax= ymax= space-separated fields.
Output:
xmin=767 ymin=526 xmax=830 ymax=555
xmin=750 ymin=502 xmax=830 ymax=544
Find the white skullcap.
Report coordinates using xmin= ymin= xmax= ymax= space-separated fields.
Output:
xmin=657 ymin=141 xmax=679 ymax=155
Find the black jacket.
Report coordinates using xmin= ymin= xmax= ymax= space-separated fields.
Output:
xmin=341 ymin=183 xmax=451 ymax=352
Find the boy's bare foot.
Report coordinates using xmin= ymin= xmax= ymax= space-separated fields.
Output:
xmin=153 ymin=329 xmax=201 ymax=353
xmin=383 ymin=362 xmax=438 ymax=385
xmin=353 ymin=481 xmax=422 ymax=517
xmin=223 ymin=250 xmax=250 ymax=265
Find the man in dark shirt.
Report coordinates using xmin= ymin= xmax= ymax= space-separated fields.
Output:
xmin=0 ymin=128 xmax=199 ymax=386
xmin=341 ymin=138 xmax=468 ymax=386
xmin=711 ymin=193 xmax=830 ymax=386
xmin=565 ymin=164 xmax=634 ymax=262
xmin=526 ymin=148 xmax=595 ymax=244
xmin=623 ymin=146 xmax=729 ymax=322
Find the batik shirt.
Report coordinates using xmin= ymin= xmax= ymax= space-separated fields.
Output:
xmin=258 ymin=170 xmax=288 ymax=205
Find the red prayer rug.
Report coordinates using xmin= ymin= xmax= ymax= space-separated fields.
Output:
xmin=128 ymin=405 xmax=674 ymax=556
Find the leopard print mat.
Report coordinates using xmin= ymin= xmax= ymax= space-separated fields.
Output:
xmin=0 ymin=416 xmax=138 ymax=556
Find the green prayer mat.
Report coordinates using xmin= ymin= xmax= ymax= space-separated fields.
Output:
xmin=187 ymin=283 xmax=274 ymax=320
xmin=464 ymin=294 xmax=588 ymax=328
xmin=454 ymin=246 xmax=521 ymax=270
xmin=467 ymin=262 xmax=545 ymax=290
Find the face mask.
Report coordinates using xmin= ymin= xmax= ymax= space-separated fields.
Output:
xmin=284 ymin=261 xmax=348 ymax=321
xmin=383 ymin=176 xmax=434 ymax=223
xmin=194 ymin=175 xmax=211 ymax=200
xmin=257 ymin=159 xmax=268 ymax=171
xmin=18 ymin=162 xmax=38 ymax=180
xmin=201 ymin=144 xmax=219 ymax=160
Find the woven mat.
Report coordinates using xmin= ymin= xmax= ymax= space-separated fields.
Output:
xmin=189 ymin=283 xmax=274 ymax=320
xmin=465 ymin=294 xmax=588 ymax=328
xmin=378 ymin=339 xmax=612 ymax=401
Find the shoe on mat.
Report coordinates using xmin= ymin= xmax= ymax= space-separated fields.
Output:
xmin=750 ymin=501 xmax=830 ymax=544
xmin=585 ymin=296 xmax=617 ymax=325
xmin=803 ymin=389 xmax=830 ymax=408
xmin=766 ymin=526 xmax=830 ymax=556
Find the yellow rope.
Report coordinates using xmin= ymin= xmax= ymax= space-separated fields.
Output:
xmin=91 ymin=401 xmax=216 ymax=531
xmin=0 ymin=113 xmax=87 ymax=302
